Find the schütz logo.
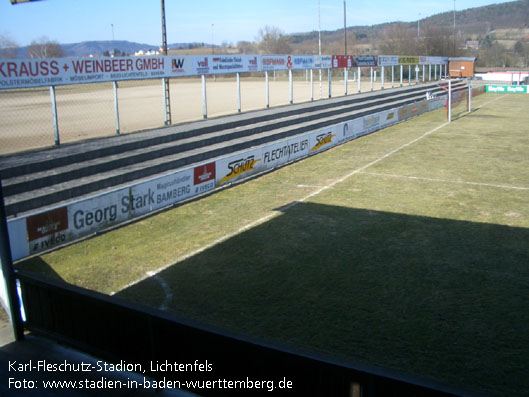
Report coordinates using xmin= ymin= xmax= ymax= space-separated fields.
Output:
xmin=219 ymin=155 xmax=261 ymax=184
xmin=311 ymin=132 xmax=335 ymax=152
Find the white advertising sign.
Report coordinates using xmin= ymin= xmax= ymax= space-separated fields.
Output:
xmin=261 ymin=135 xmax=310 ymax=169
xmin=291 ymin=56 xmax=315 ymax=70
xmin=362 ymin=108 xmax=398 ymax=135
xmin=261 ymin=55 xmax=292 ymax=71
xmin=210 ymin=55 xmax=260 ymax=74
xmin=340 ymin=118 xmax=365 ymax=143
xmin=309 ymin=127 xmax=339 ymax=154
xmin=0 ymin=56 xmax=182 ymax=89
xmin=8 ymin=162 xmax=216 ymax=260
xmin=216 ymin=148 xmax=263 ymax=186
xmin=314 ymin=55 xmax=332 ymax=69
xmin=378 ymin=56 xmax=399 ymax=66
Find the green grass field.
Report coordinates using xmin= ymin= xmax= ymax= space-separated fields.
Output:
xmin=19 ymin=93 xmax=529 ymax=396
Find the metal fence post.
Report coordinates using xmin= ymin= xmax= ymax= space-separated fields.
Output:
xmin=265 ymin=71 xmax=270 ymax=108
xmin=236 ymin=73 xmax=241 ymax=113
xmin=328 ymin=69 xmax=331 ymax=98
xmin=310 ymin=69 xmax=314 ymax=101
xmin=400 ymin=65 xmax=403 ymax=87
xmin=468 ymin=78 xmax=472 ymax=113
xmin=392 ymin=65 xmax=395 ymax=88
xmin=344 ymin=68 xmax=347 ymax=96
xmin=381 ymin=66 xmax=385 ymax=90
xmin=357 ymin=67 xmax=361 ymax=93
xmin=113 ymin=81 xmax=120 ymax=135
xmin=289 ymin=69 xmax=293 ymax=104
xmin=202 ymin=75 xmax=208 ymax=119
xmin=448 ymin=79 xmax=452 ymax=122
xmin=50 ymin=86 xmax=60 ymax=146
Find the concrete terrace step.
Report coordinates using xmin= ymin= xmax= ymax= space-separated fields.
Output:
xmin=0 ymin=83 xmax=438 ymax=180
xmin=2 ymin=86 xmax=434 ymax=198
xmin=1 ymin=82 xmax=450 ymax=217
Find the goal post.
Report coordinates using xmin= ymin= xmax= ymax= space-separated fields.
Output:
xmin=440 ymin=78 xmax=473 ymax=122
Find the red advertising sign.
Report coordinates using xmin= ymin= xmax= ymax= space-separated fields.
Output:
xmin=194 ymin=162 xmax=216 ymax=185
xmin=331 ymin=55 xmax=353 ymax=68
xmin=26 ymin=207 xmax=68 ymax=242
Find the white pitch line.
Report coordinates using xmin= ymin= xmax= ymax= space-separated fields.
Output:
xmin=359 ymin=171 xmax=529 ymax=191
xmin=150 ymin=273 xmax=173 ymax=310
xmin=297 ymin=184 xmax=325 ymax=189
xmin=117 ymin=93 xmax=508 ymax=295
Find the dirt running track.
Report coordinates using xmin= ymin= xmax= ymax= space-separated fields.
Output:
xmin=0 ymin=76 xmax=400 ymax=155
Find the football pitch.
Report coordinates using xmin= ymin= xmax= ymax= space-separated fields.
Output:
xmin=19 ymin=92 xmax=529 ymax=395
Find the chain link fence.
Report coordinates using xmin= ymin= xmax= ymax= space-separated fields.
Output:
xmin=0 ymin=69 xmax=438 ymax=156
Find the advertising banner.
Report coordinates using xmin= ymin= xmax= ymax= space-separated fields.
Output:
xmin=427 ymin=94 xmax=447 ymax=111
xmin=261 ymin=136 xmax=310 ymax=169
xmin=423 ymin=56 xmax=446 ymax=65
xmin=378 ymin=55 xmax=399 ymax=66
xmin=309 ymin=127 xmax=338 ymax=153
xmin=290 ymin=56 xmax=315 ymax=70
xmin=398 ymin=100 xmax=429 ymax=121
xmin=353 ymin=56 xmax=377 ymax=67
xmin=126 ymin=169 xmax=194 ymax=215
xmin=168 ymin=56 xmax=196 ymax=76
xmin=261 ymin=55 xmax=291 ymax=71
xmin=486 ymin=85 xmax=528 ymax=94
xmin=340 ymin=118 xmax=365 ymax=143
xmin=314 ymin=55 xmax=332 ymax=69
xmin=193 ymin=162 xmax=216 ymax=195
xmin=7 ymin=162 xmax=216 ymax=260
xmin=0 ymin=56 xmax=179 ymax=89
xmin=216 ymin=148 xmax=263 ymax=186
xmin=398 ymin=56 xmax=420 ymax=65
xmin=332 ymin=55 xmax=353 ymax=69
xmin=210 ymin=55 xmax=260 ymax=74
xmin=362 ymin=108 xmax=398 ymax=135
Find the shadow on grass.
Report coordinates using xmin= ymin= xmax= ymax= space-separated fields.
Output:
xmin=115 ymin=201 xmax=528 ymax=396
xmin=15 ymin=256 xmax=66 ymax=283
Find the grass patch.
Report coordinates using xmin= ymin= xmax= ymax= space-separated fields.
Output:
xmin=18 ymin=93 xmax=529 ymax=395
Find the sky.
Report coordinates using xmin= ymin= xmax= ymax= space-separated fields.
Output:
xmin=0 ymin=0 xmax=518 ymax=47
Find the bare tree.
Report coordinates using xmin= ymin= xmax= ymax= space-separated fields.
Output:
xmin=0 ymin=34 xmax=19 ymax=59
xmin=27 ymin=37 xmax=64 ymax=58
xmin=421 ymin=24 xmax=454 ymax=56
xmin=237 ymin=40 xmax=257 ymax=54
xmin=256 ymin=26 xmax=292 ymax=54
xmin=379 ymin=23 xmax=418 ymax=55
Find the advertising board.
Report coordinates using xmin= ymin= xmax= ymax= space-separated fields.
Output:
xmin=0 ymin=56 xmax=185 ymax=89
xmin=7 ymin=163 xmax=216 ymax=260
xmin=216 ymin=148 xmax=263 ymax=186
xmin=261 ymin=55 xmax=290 ymax=71
xmin=398 ymin=56 xmax=420 ymax=65
xmin=378 ymin=56 xmax=399 ymax=66
xmin=332 ymin=55 xmax=353 ymax=68
xmin=210 ymin=55 xmax=260 ymax=74
xmin=309 ymin=128 xmax=338 ymax=153
xmin=353 ymin=56 xmax=377 ymax=67
xmin=290 ymin=56 xmax=315 ymax=70
xmin=486 ymin=85 xmax=528 ymax=94
xmin=398 ymin=100 xmax=429 ymax=121
xmin=261 ymin=136 xmax=310 ymax=169
xmin=314 ymin=55 xmax=332 ymax=69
